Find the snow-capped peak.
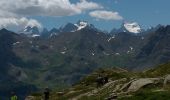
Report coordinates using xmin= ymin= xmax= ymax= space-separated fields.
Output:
xmin=19 ymin=26 xmax=40 ymax=37
xmin=74 ymin=21 xmax=88 ymax=31
xmin=60 ymin=20 xmax=97 ymax=32
xmin=22 ymin=26 xmax=39 ymax=33
xmin=23 ymin=26 xmax=32 ymax=32
xmin=123 ymin=22 xmax=141 ymax=34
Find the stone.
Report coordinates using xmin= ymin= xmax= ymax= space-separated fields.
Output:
xmin=127 ymin=78 xmax=160 ymax=92
xmin=164 ymin=74 xmax=170 ymax=86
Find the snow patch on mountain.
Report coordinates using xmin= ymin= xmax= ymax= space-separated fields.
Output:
xmin=107 ymin=36 xmax=115 ymax=42
xmin=61 ymin=51 xmax=66 ymax=54
xmin=129 ymin=46 xmax=133 ymax=51
xmin=50 ymin=33 xmax=58 ymax=38
xmin=123 ymin=22 xmax=141 ymax=33
xmin=13 ymin=41 xmax=20 ymax=45
xmin=115 ymin=53 xmax=120 ymax=55
xmin=91 ymin=52 xmax=95 ymax=56
xmin=32 ymin=34 xmax=40 ymax=38
xmin=74 ymin=21 xmax=88 ymax=31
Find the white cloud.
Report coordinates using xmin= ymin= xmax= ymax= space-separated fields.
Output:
xmin=0 ymin=0 xmax=102 ymax=30
xmin=0 ymin=17 xmax=42 ymax=30
xmin=76 ymin=0 xmax=103 ymax=11
xmin=0 ymin=0 xmax=102 ymax=17
xmin=89 ymin=10 xmax=123 ymax=21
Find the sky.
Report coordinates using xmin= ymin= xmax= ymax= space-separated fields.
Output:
xmin=0 ymin=0 xmax=170 ymax=32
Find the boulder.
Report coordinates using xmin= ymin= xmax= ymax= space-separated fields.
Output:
xmin=119 ymin=80 xmax=136 ymax=92
xmin=164 ymin=74 xmax=170 ymax=86
xmin=128 ymin=78 xmax=160 ymax=92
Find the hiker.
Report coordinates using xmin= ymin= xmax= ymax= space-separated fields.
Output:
xmin=10 ymin=92 xmax=18 ymax=100
xmin=96 ymin=75 xmax=104 ymax=87
xmin=96 ymin=74 xmax=109 ymax=88
xmin=103 ymin=76 xmax=109 ymax=84
xmin=44 ymin=87 xmax=50 ymax=100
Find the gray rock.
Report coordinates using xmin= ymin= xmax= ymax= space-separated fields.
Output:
xmin=164 ymin=75 xmax=170 ymax=86
xmin=128 ymin=78 xmax=160 ymax=92
xmin=119 ymin=79 xmax=136 ymax=92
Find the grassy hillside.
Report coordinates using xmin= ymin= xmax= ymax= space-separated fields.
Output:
xmin=143 ymin=62 xmax=170 ymax=77
xmin=28 ymin=62 xmax=170 ymax=100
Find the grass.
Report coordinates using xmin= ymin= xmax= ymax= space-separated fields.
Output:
xmin=135 ymin=62 xmax=170 ymax=79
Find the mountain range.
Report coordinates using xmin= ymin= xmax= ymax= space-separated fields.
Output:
xmin=19 ymin=21 xmax=145 ymax=38
xmin=0 ymin=20 xmax=169 ymax=99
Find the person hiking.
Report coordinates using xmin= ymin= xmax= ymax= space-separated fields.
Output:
xmin=96 ymin=75 xmax=104 ymax=88
xmin=44 ymin=87 xmax=50 ymax=100
xmin=10 ymin=92 xmax=18 ymax=100
xmin=103 ymin=75 xmax=109 ymax=84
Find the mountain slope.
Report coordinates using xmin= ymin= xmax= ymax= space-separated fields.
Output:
xmin=10 ymin=26 xmax=134 ymax=92
xmin=109 ymin=32 xmax=145 ymax=55
xmin=0 ymin=29 xmax=38 ymax=99
xmin=133 ymin=25 xmax=170 ymax=70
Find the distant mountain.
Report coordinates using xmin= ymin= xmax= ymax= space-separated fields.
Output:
xmin=132 ymin=25 xmax=170 ymax=70
xmin=40 ymin=28 xmax=60 ymax=38
xmin=0 ymin=29 xmax=37 ymax=99
xmin=74 ymin=20 xmax=89 ymax=31
xmin=41 ymin=28 xmax=49 ymax=38
xmin=60 ymin=23 xmax=78 ymax=32
xmin=123 ymin=22 xmax=142 ymax=33
xmin=145 ymin=24 xmax=163 ymax=34
xmin=48 ymin=28 xmax=60 ymax=38
xmin=110 ymin=21 xmax=142 ymax=35
xmin=74 ymin=20 xmax=98 ymax=31
xmin=18 ymin=21 xmax=100 ymax=38
xmin=0 ymin=29 xmax=18 ymax=68
xmin=109 ymin=32 xmax=145 ymax=54
xmin=19 ymin=26 xmax=40 ymax=37
xmin=60 ymin=21 xmax=98 ymax=33
xmin=50 ymin=27 xmax=111 ymax=57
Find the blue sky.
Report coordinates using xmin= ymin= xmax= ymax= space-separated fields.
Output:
xmin=0 ymin=0 xmax=170 ymax=32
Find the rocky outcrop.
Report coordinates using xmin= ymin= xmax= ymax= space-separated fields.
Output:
xmin=164 ymin=74 xmax=170 ymax=86
xmin=70 ymin=78 xmax=163 ymax=100
xmin=127 ymin=78 xmax=160 ymax=92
